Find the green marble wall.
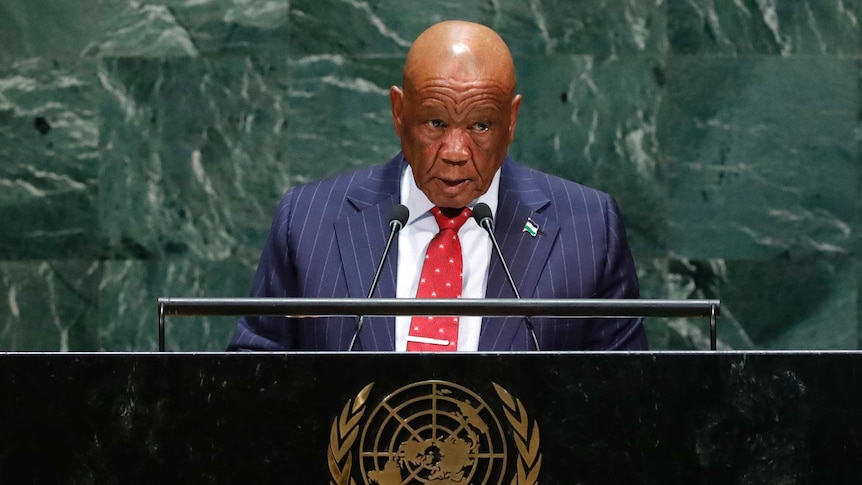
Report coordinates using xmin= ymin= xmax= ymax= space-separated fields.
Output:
xmin=0 ymin=0 xmax=858 ymax=351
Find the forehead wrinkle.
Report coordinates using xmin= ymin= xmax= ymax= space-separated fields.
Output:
xmin=414 ymin=77 xmax=511 ymax=97
xmin=419 ymin=91 xmax=505 ymax=117
xmin=410 ymin=81 xmax=511 ymax=117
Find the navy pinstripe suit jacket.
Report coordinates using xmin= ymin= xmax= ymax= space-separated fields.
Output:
xmin=228 ymin=153 xmax=647 ymax=351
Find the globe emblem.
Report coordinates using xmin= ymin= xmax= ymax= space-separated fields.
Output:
xmin=359 ymin=381 xmax=508 ymax=485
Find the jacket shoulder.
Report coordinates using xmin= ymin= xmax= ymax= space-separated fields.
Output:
xmin=503 ymin=159 xmax=614 ymax=213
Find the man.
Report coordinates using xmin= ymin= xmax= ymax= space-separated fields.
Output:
xmin=228 ymin=20 xmax=647 ymax=351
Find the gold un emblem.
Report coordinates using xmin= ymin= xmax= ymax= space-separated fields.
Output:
xmin=328 ymin=380 xmax=541 ymax=485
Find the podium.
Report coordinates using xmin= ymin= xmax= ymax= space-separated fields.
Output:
xmin=0 ymin=351 xmax=861 ymax=483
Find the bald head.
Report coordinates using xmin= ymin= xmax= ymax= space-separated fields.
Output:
xmin=403 ymin=21 xmax=517 ymax=97
xmin=390 ymin=21 xmax=522 ymax=208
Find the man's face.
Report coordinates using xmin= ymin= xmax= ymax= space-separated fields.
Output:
xmin=391 ymin=77 xmax=521 ymax=209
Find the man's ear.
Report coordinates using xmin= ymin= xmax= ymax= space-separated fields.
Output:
xmin=390 ymin=85 xmax=404 ymax=138
xmin=508 ymin=94 xmax=522 ymax=144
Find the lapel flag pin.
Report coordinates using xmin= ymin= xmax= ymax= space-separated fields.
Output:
xmin=523 ymin=218 xmax=539 ymax=237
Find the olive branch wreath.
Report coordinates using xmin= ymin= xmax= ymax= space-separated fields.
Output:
xmin=328 ymin=383 xmax=374 ymax=485
xmin=493 ymin=383 xmax=542 ymax=485
xmin=327 ymin=382 xmax=541 ymax=485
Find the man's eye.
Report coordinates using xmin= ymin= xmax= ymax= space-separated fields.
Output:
xmin=473 ymin=122 xmax=490 ymax=132
xmin=427 ymin=119 xmax=445 ymax=128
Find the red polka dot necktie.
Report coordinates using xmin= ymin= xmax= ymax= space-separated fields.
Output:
xmin=406 ymin=206 xmax=472 ymax=352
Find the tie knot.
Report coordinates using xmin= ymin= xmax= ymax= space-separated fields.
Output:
xmin=431 ymin=206 xmax=472 ymax=232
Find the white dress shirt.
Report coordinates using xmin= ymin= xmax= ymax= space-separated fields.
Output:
xmin=395 ymin=166 xmax=500 ymax=351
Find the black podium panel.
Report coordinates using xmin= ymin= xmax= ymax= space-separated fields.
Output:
xmin=0 ymin=352 xmax=859 ymax=484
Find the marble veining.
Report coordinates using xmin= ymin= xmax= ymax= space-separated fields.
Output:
xmin=0 ymin=0 xmax=858 ymax=351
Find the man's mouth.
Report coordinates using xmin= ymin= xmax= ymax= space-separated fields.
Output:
xmin=437 ymin=178 xmax=469 ymax=193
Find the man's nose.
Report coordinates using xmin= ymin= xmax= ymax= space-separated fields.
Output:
xmin=439 ymin=128 xmax=470 ymax=163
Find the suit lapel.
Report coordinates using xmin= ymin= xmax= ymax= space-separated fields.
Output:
xmin=479 ymin=160 xmax=560 ymax=351
xmin=334 ymin=156 xmax=404 ymax=351
xmin=330 ymin=156 xmax=560 ymax=351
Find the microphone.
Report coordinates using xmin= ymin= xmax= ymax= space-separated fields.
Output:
xmin=472 ymin=203 xmax=541 ymax=351
xmin=347 ymin=204 xmax=409 ymax=351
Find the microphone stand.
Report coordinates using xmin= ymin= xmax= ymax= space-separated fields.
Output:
xmin=347 ymin=205 xmax=409 ymax=351
xmin=473 ymin=203 xmax=541 ymax=351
